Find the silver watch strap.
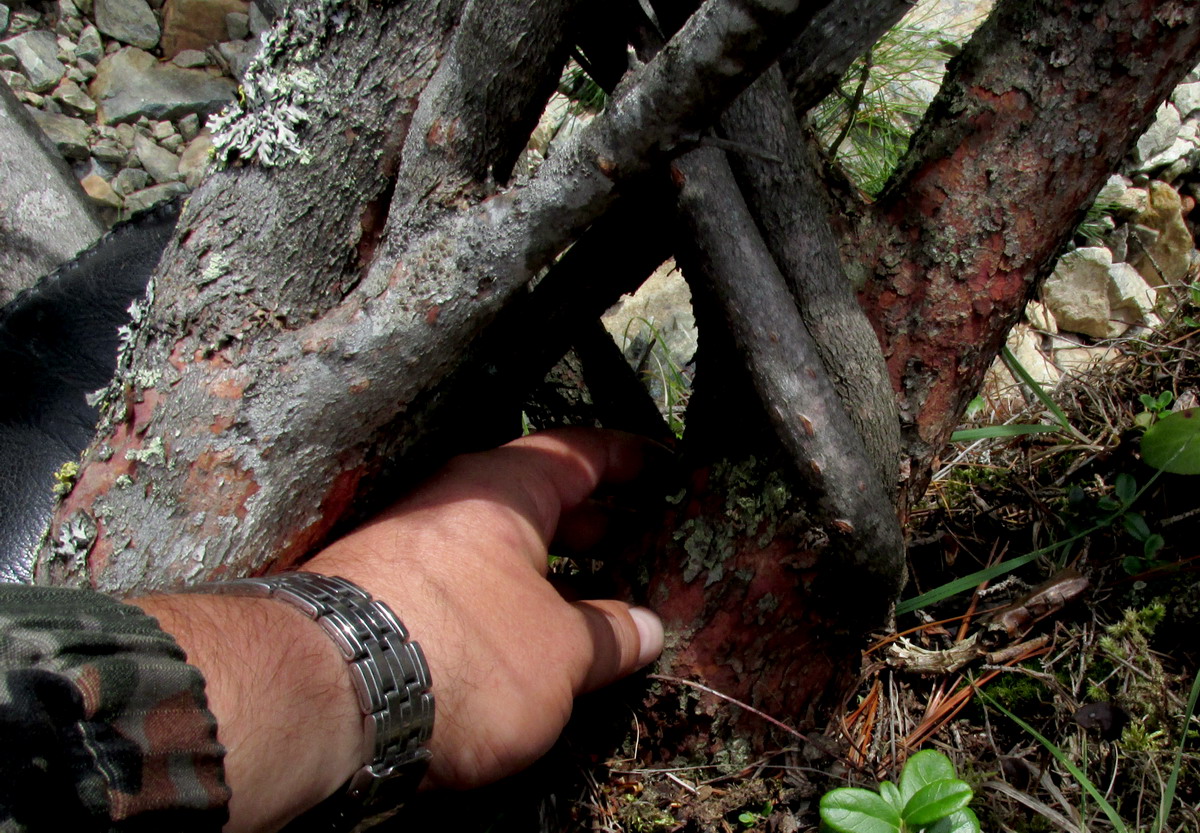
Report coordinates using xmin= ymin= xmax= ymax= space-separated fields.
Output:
xmin=192 ymin=572 xmax=434 ymax=815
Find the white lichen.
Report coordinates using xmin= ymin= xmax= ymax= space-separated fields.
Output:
xmin=209 ymin=0 xmax=350 ymax=167
xmin=51 ymin=512 xmax=97 ymax=571
xmin=125 ymin=436 xmax=166 ymax=467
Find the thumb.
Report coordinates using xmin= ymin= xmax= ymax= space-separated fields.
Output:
xmin=572 ymin=600 xmax=664 ymax=694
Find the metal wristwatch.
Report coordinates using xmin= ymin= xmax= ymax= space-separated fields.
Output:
xmin=192 ymin=572 xmax=434 ymax=828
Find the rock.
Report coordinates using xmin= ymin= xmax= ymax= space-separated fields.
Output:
xmin=0 ymin=53 xmax=15 ymax=70
xmin=177 ymin=110 xmax=199 ymax=139
xmin=111 ymin=165 xmax=150 ymax=195
xmin=1138 ymin=119 xmax=1200 ymax=175
xmin=1107 ymin=260 xmax=1158 ymax=323
xmin=602 ymin=259 xmax=698 ymax=370
xmin=52 ymin=78 xmax=97 ymax=115
xmin=0 ymin=6 xmax=8 ymax=36
xmin=114 ymin=120 xmax=137 ymax=146
xmin=55 ymin=15 xmax=85 ymax=37
xmin=56 ymin=35 xmax=76 ymax=63
xmin=160 ymin=132 xmax=183 ymax=152
xmin=94 ymin=0 xmax=161 ymax=49
xmin=74 ymin=0 xmax=94 ymax=16
xmin=172 ymin=47 xmax=208 ymax=67
xmin=1052 ymin=337 xmax=1118 ymax=374
xmin=16 ymin=90 xmax=43 ymax=106
xmin=248 ymin=1 xmax=268 ymax=36
xmin=90 ymin=46 xmax=236 ymax=123
xmin=26 ymin=106 xmax=91 ymax=158
xmin=1007 ymin=323 xmax=1060 ymax=389
xmin=76 ymin=58 xmax=97 ymax=79
xmin=1041 ymin=247 xmax=1131 ymax=338
xmin=75 ymin=24 xmax=103 ymax=63
xmin=65 ymin=65 xmax=86 ymax=83
xmin=177 ymin=128 xmax=211 ymax=186
xmin=1 ymin=68 xmax=26 ymax=89
xmin=133 ymin=132 xmax=180 ymax=181
xmin=160 ymin=0 xmax=249 ymax=59
xmin=1025 ymin=299 xmax=1057 ymax=333
xmin=225 ymin=10 xmax=248 ymax=39
xmin=0 ymin=31 xmax=66 ymax=92
xmin=8 ymin=11 xmax=43 ymax=35
xmin=216 ymin=38 xmax=255 ymax=80
xmin=150 ymin=118 xmax=174 ymax=139
xmin=90 ymin=138 xmax=126 ymax=162
xmin=80 ymin=172 xmax=123 ymax=208
xmin=1174 ymin=82 xmax=1200 ymax=119
xmin=1135 ymin=102 xmax=1182 ymax=167
xmin=123 ymin=180 xmax=188 ymax=212
xmin=1129 ymin=180 xmax=1194 ymax=286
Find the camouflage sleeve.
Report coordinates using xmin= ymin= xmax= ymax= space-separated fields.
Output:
xmin=0 ymin=584 xmax=230 ymax=832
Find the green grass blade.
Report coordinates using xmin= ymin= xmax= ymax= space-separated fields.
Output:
xmin=951 ymin=424 xmax=1063 ymax=442
xmin=981 ymin=692 xmax=1129 ymax=833
xmin=1155 ymin=664 xmax=1200 ymax=833
xmin=1001 ymin=346 xmax=1074 ymax=433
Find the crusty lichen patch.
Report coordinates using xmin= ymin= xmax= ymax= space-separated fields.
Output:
xmin=674 ymin=457 xmax=792 ymax=586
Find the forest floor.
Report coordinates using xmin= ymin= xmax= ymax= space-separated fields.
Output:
xmin=388 ymin=290 xmax=1200 ymax=833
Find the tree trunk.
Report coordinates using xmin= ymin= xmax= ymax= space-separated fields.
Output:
xmin=34 ymin=0 xmax=1200 ymax=768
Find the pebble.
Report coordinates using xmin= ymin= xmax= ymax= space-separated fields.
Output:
xmin=91 ymin=139 xmax=127 ymax=163
xmin=26 ymin=107 xmax=92 ymax=159
xmin=134 ymin=132 xmax=181 ymax=182
xmin=177 ymin=129 xmax=212 ymax=187
xmin=53 ymin=78 xmax=98 ymax=115
xmin=0 ymin=53 xmax=16 ymax=71
xmin=177 ymin=112 xmax=199 ymax=140
xmin=1 ymin=69 xmax=28 ymax=90
xmin=111 ymin=166 xmax=151 ymax=196
xmin=0 ymin=6 xmax=8 ymax=37
xmin=76 ymin=58 xmax=97 ymax=79
xmin=225 ymin=11 xmax=248 ymax=40
xmin=76 ymin=25 xmax=103 ymax=64
xmin=80 ymin=172 xmax=123 ymax=208
xmin=124 ymin=180 xmax=189 ymax=213
xmin=151 ymin=119 xmax=174 ymax=140
xmin=172 ymin=48 xmax=208 ymax=67
xmin=94 ymin=0 xmax=162 ymax=50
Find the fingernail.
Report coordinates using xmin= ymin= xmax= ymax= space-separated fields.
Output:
xmin=630 ymin=606 xmax=664 ymax=668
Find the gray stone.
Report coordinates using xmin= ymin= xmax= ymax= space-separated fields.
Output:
xmin=55 ymin=15 xmax=85 ymax=37
xmin=225 ymin=10 xmax=248 ymax=39
xmin=26 ymin=105 xmax=92 ymax=159
xmin=133 ymin=132 xmax=180 ymax=182
xmin=177 ymin=129 xmax=211 ymax=186
xmin=248 ymin=1 xmax=268 ymax=36
xmin=602 ymin=259 xmax=698 ymax=370
xmin=216 ymin=38 xmax=255 ymax=80
xmin=123 ymin=180 xmax=188 ymax=213
xmin=75 ymin=24 xmax=103 ymax=63
xmin=1108 ymin=260 xmax=1158 ymax=323
xmin=172 ymin=47 xmax=208 ymax=67
xmin=66 ymin=65 xmax=86 ymax=83
xmin=90 ymin=46 xmax=236 ymax=123
xmin=90 ymin=138 xmax=126 ymax=162
xmin=114 ymin=120 xmax=136 ymax=146
xmin=111 ymin=165 xmax=150 ymax=195
xmin=94 ymin=0 xmax=161 ymax=49
xmin=1 ymin=68 xmax=27 ymax=89
xmin=42 ymin=98 xmax=64 ymax=115
xmin=1174 ymin=82 xmax=1200 ymax=119
xmin=177 ymin=110 xmax=199 ymax=140
xmin=160 ymin=132 xmax=183 ymax=152
xmin=0 ymin=31 xmax=66 ymax=92
xmin=56 ymin=35 xmax=76 ymax=63
xmin=150 ymin=118 xmax=174 ymax=139
xmin=53 ymin=78 xmax=97 ymax=115
xmin=1136 ymin=102 xmax=1182 ymax=166
xmin=9 ymin=11 xmax=43 ymax=34
xmin=75 ymin=59 xmax=97 ymax=79
xmin=0 ymin=79 xmax=105 ymax=305
xmin=1138 ymin=119 xmax=1199 ymax=174
xmin=0 ymin=53 xmax=15 ymax=70
xmin=75 ymin=0 xmax=94 ymax=16
xmin=0 ymin=6 xmax=9 ymax=36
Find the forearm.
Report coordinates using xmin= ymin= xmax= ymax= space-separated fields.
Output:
xmin=130 ymin=588 xmax=364 ymax=833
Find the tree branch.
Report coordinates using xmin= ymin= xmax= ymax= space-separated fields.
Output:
xmin=673 ymin=147 xmax=906 ymax=613
xmin=854 ymin=0 xmax=1200 ymax=506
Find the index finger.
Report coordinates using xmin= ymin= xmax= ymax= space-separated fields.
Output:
xmin=396 ymin=428 xmax=656 ymax=571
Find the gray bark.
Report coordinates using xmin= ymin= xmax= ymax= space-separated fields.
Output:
xmin=0 ymin=81 xmax=104 ymax=306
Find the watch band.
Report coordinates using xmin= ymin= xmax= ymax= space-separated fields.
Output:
xmin=191 ymin=572 xmax=434 ymax=825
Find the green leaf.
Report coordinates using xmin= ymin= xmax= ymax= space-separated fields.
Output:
xmin=1122 ymin=512 xmax=1151 ymax=541
xmin=901 ymin=780 xmax=973 ymax=828
xmin=820 ymin=788 xmax=902 ymax=833
xmin=1115 ymin=473 xmax=1137 ymax=506
xmin=1158 ymin=390 xmax=1175 ymax=410
xmin=1144 ymin=534 xmax=1165 ymax=559
xmin=879 ymin=781 xmax=903 ymax=811
xmin=924 ymin=807 xmax=981 ymax=833
xmin=1140 ymin=393 xmax=1157 ymax=410
xmin=898 ymin=750 xmax=957 ymax=802
xmin=1142 ymin=408 xmax=1200 ymax=474
xmin=950 ymin=424 xmax=1062 ymax=442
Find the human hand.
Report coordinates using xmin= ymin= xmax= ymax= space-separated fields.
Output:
xmin=305 ymin=427 xmax=665 ymax=791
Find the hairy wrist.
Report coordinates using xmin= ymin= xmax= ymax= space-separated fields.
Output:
xmin=131 ymin=591 xmax=364 ymax=832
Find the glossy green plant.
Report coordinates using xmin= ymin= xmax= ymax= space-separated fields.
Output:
xmin=819 ymin=750 xmax=979 ymax=833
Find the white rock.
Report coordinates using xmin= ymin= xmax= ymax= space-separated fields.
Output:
xmin=602 ymin=259 xmax=698 ymax=370
xmin=1025 ymin=299 xmax=1057 ymax=333
xmin=1136 ymin=102 xmax=1182 ymax=165
xmin=1007 ymin=323 xmax=1060 ymax=389
xmin=1174 ymin=82 xmax=1200 ymax=119
xmin=1042 ymin=247 xmax=1117 ymax=338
